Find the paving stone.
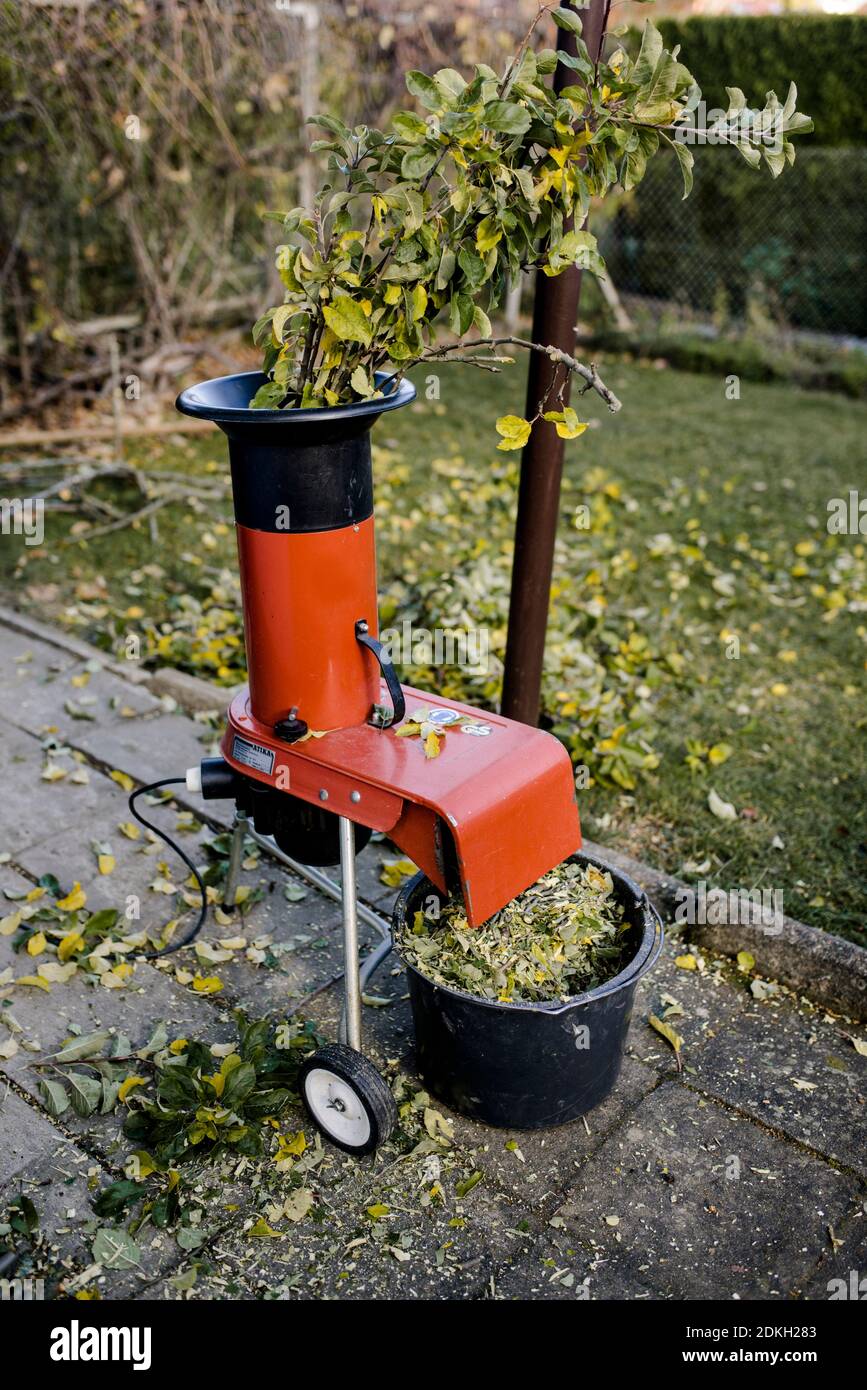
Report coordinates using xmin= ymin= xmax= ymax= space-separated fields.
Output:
xmin=303 ymin=974 xmax=414 ymax=1066
xmin=1 ymin=749 xmax=399 ymax=1040
xmin=798 ymin=1197 xmax=867 ymax=1300
xmin=492 ymin=1243 xmax=657 ymax=1301
xmin=0 ymin=625 xmax=80 ymax=684
xmin=0 ymin=861 xmax=33 ymax=900
xmin=162 ymin=835 xmax=389 ymax=1016
xmin=210 ymin=820 xmax=406 ymax=916
xmin=440 ymin=1056 xmax=660 ymax=1209
xmin=629 ymin=928 xmax=752 ymax=1073
xmin=532 ymin=1082 xmax=864 ymax=1300
xmin=1 ymin=1141 xmax=188 ymax=1299
xmin=195 ymin=892 xmax=374 ymax=1018
xmin=281 ymin=1004 xmax=657 ymax=1217
xmin=71 ymin=712 xmax=219 ymax=787
xmin=12 ymin=790 xmax=215 ymax=920
xmin=361 ymin=957 xmax=416 ymax=1056
xmin=684 ymin=994 xmax=867 ymax=1177
xmin=0 ymin=1086 xmax=74 ymax=1184
xmin=0 ymin=960 xmax=230 ymax=1082
xmin=0 ymin=958 xmax=233 ymax=1161
xmin=0 ymin=608 xmax=122 ymax=668
xmin=0 ymin=720 xmax=113 ymax=855
xmin=350 ymin=839 xmax=407 ymax=912
xmin=141 ymin=1171 xmax=516 ymax=1302
xmin=0 ymin=638 xmax=162 ymax=741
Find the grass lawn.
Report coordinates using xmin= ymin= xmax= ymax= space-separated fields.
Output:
xmin=2 ymin=357 xmax=865 ymax=944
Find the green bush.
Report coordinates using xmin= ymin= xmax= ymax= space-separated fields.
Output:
xmin=575 ymin=325 xmax=867 ymax=399
xmin=653 ymin=15 xmax=866 ymax=148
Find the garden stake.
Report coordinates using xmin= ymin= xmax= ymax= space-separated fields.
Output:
xmin=502 ymin=0 xmax=611 ymax=725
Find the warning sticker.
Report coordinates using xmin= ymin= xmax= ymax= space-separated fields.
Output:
xmin=231 ymin=734 xmax=275 ymax=775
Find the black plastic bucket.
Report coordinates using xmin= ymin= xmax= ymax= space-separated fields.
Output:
xmin=392 ymin=851 xmax=663 ymax=1129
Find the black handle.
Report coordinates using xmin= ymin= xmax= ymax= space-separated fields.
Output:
xmin=355 ymin=619 xmax=406 ymax=728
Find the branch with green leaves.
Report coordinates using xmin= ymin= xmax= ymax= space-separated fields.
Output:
xmin=250 ymin=4 xmax=811 ymax=447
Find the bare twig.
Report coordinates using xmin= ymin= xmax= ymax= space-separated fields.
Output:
xmin=0 ymin=419 xmax=215 ymax=449
xmin=412 ymin=335 xmax=622 ymax=412
xmin=59 ymin=493 xmax=180 ymax=545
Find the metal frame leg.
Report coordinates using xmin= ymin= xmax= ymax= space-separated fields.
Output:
xmin=339 ymin=816 xmax=362 ymax=1052
xmin=242 ymin=825 xmax=393 ymax=1035
xmin=223 ymin=807 xmax=247 ymax=908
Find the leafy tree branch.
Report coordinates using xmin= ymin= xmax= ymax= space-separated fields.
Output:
xmin=250 ymin=4 xmax=811 ymax=446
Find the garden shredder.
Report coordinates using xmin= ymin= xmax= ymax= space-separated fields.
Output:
xmin=162 ymin=369 xmax=582 ymax=1153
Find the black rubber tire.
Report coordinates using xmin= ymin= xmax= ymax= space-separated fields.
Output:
xmin=298 ymin=1044 xmax=397 ymax=1155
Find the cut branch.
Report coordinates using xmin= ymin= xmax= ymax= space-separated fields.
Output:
xmin=413 ymin=336 xmax=622 ymax=412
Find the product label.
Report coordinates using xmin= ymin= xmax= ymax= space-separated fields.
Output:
xmin=231 ymin=734 xmax=275 ymax=775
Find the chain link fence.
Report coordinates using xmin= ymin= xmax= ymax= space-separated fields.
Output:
xmin=595 ymin=146 xmax=867 ymax=343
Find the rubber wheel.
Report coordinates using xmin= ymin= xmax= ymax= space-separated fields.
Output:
xmin=299 ymin=1044 xmax=397 ymax=1155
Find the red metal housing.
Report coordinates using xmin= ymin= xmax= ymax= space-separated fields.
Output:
xmin=236 ymin=518 xmax=380 ymax=730
xmin=223 ymin=682 xmax=581 ymax=927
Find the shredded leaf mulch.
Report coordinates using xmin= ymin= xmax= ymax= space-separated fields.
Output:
xmin=397 ymin=862 xmax=633 ymax=1005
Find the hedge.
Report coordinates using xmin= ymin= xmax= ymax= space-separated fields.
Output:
xmin=649 ymin=16 xmax=866 ymax=148
xmin=575 ymin=327 xmax=867 ymax=399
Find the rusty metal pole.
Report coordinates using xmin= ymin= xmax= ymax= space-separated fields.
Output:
xmin=501 ymin=0 xmax=611 ymax=725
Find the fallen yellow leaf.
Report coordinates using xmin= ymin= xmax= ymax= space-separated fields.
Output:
xmin=0 ymin=911 xmax=23 ymax=936
xmin=38 ymin=961 xmax=76 ymax=983
xmin=118 ymin=1075 xmax=148 ymax=1103
xmin=191 ymin=974 xmax=224 ymax=995
xmin=124 ymin=1149 xmax=157 ymax=1179
xmin=249 ymin=1217 xmax=282 ymax=1238
xmin=275 ymin=1130 xmax=306 ymax=1162
xmin=379 ymin=859 xmax=417 ymax=888
xmin=59 ymin=930 xmax=85 ymax=962
xmin=707 ymin=743 xmax=733 ymax=766
xmin=57 ymin=882 xmax=87 ymax=912
xmin=423 ymin=730 xmax=442 ymax=759
xmin=649 ymin=1013 xmax=683 ymax=1070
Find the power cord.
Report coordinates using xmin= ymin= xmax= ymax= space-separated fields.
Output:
xmin=127 ymin=777 xmax=208 ymax=958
